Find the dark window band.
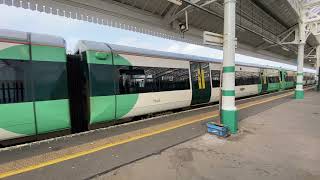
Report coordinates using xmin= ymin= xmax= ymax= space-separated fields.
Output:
xmin=211 ymin=70 xmax=221 ymax=88
xmin=267 ymin=76 xmax=280 ymax=83
xmin=235 ymin=71 xmax=261 ymax=86
xmin=0 ymin=59 xmax=68 ymax=104
xmin=117 ymin=65 xmax=190 ymax=94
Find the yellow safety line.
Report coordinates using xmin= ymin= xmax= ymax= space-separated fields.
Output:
xmin=238 ymin=92 xmax=294 ymax=110
xmin=0 ymin=90 xmax=300 ymax=179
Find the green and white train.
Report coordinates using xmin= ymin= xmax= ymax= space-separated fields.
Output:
xmin=0 ymin=29 xmax=316 ymax=146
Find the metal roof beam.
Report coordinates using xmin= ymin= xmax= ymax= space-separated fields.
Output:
xmin=251 ymin=0 xmax=291 ymax=29
xmin=303 ymin=0 xmax=320 ymax=8
xmin=286 ymin=0 xmax=302 ymax=18
xmin=305 ymin=46 xmax=316 ymax=58
xmin=277 ymin=25 xmax=298 ymax=38
xmin=182 ymin=0 xmax=222 ymax=18
xmin=168 ymin=0 xmax=217 ymax=23
xmin=2 ymin=0 xmax=314 ymax=66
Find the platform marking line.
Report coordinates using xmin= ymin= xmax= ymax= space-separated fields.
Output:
xmin=0 ymin=90 xmax=300 ymax=179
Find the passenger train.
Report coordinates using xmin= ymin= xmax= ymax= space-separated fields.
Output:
xmin=0 ymin=29 xmax=316 ymax=146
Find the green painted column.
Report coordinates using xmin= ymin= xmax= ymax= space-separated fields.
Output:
xmin=221 ymin=0 xmax=238 ymax=134
xmin=295 ymin=45 xmax=304 ymax=99
xmin=295 ymin=22 xmax=305 ymax=99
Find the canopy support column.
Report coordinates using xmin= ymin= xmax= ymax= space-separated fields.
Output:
xmin=295 ymin=22 xmax=305 ymax=99
xmin=221 ymin=0 xmax=238 ymax=134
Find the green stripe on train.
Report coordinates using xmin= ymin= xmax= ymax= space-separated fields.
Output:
xmin=285 ymin=82 xmax=294 ymax=89
xmin=89 ymin=96 xmax=116 ymax=124
xmin=87 ymin=50 xmax=132 ymax=66
xmin=0 ymin=44 xmax=30 ymax=60
xmin=113 ymin=54 xmax=139 ymax=118
xmin=0 ymin=103 xmax=36 ymax=136
xmin=114 ymin=54 xmax=132 ymax=66
xmin=113 ymin=55 xmax=139 ymax=119
xmin=32 ymin=45 xmax=70 ymax=133
xmin=267 ymin=83 xmax=280 ymax=92
xmin=31 ymin=46 xmax=66 ymax=62
xmin=86 ymin=50 xmax=113 ymax=65
xmin=257 ymin=84 xmax=262 ymax=94
xmin=116 ymin=94 xmax=139 ymax=119
xmin=86 ymin=50 xmax=139 ymax=124
xmin=35 ymin=99 xmax=70 ymax=134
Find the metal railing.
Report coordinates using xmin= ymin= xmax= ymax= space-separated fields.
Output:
xmin=0 ymin=80 xmax=25 ymax=104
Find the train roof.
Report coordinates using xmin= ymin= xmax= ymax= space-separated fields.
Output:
xmin=0 ymin=29 xmax=28 ymax=41
xmin=76 ymin=40 xmax=280 ymax=70
xmin=0 ymin=29 xmax=65 ymax=47
xmin=30 ymin=33 xmax=65 ymax=48
xmin=77 ymin=40 xmax=220 ymax=63
xmin=0 ymin=29 xmax=311 ymax=73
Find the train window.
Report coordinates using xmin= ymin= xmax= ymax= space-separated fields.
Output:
xmin=119 ymin=66 xmax=152 ymax=94
xmin=158 ymin=68 xmax=190 ymax=92
xmin=285 ymin=76 xmax=294 ymax=82
xmin=303 ymin=76 xmax=310 ymax=81
xmin=235 ymin=71 xmax=260 ymax=86
xmin=200 ymin=63 xmax=211 ymax=88
xmin=267 ymin=76 xmax=280 ymax=83
xmin=0 ymin=60 xmax=32 ymax=104
xmin=267 ymin=77 xmax=272 ymax=83
xmin=211 ymin=70 xmax=220 ymax=88
xmin=32 ymin=61 xmax=69 ymax=101
xmin=190 ymin=63 xmax=200 ymax=89
xmin=88 ymin=64 xmax=115 ymax=97
xmin=118 ymin=66 xmax=190 ymax=94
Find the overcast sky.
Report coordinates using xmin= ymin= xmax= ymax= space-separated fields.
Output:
xmin=0 ymin=4 xmax=315 ymax=73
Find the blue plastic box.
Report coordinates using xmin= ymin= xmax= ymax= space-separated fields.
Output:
xmin=206 ymin=122 xmax=229 ymax=137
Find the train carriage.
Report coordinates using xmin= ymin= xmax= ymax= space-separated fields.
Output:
xmin=0 ymin=29 xmax=70 ymax=143
xmin=0 ymin=29 xmax=316 ymax=146
xmin=284 ymin=70 xmax=296 ymax=89
xmin=265 ymin=69 xmax=281 ymax=92
xmin=70 ymin=40 xmax=290 ymax=130
xmin=235 ymin=66 xmax=261 ymax=97
xmin=209 ymin=63 xmax=221 ymax=103
xmin=304 ymin=72 xmax=316 ymax=85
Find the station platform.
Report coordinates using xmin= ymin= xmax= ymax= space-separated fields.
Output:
xmin=0 ymin=88 xmax=319 ymax=180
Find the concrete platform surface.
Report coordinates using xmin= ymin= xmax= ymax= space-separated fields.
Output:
xmin=94 ymin=91 xmax=320 ymax=180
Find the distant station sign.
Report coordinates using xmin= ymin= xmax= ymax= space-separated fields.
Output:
xmin=203 ymin=31 xmax=223 ymax=46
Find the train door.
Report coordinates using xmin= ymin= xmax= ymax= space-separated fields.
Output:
xmin=279 ymin=70 xmax=286 ymax=90
xmin=67 ymin=54 xmax=90 ymax=133
xmin=190 ymin=62 xmax=211 ymax=105
xmin=260 ymin=70 xmax=268 ymax=93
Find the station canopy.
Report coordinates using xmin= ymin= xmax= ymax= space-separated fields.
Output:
xmin=2 ymin=0 xmax=320 ymax=68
